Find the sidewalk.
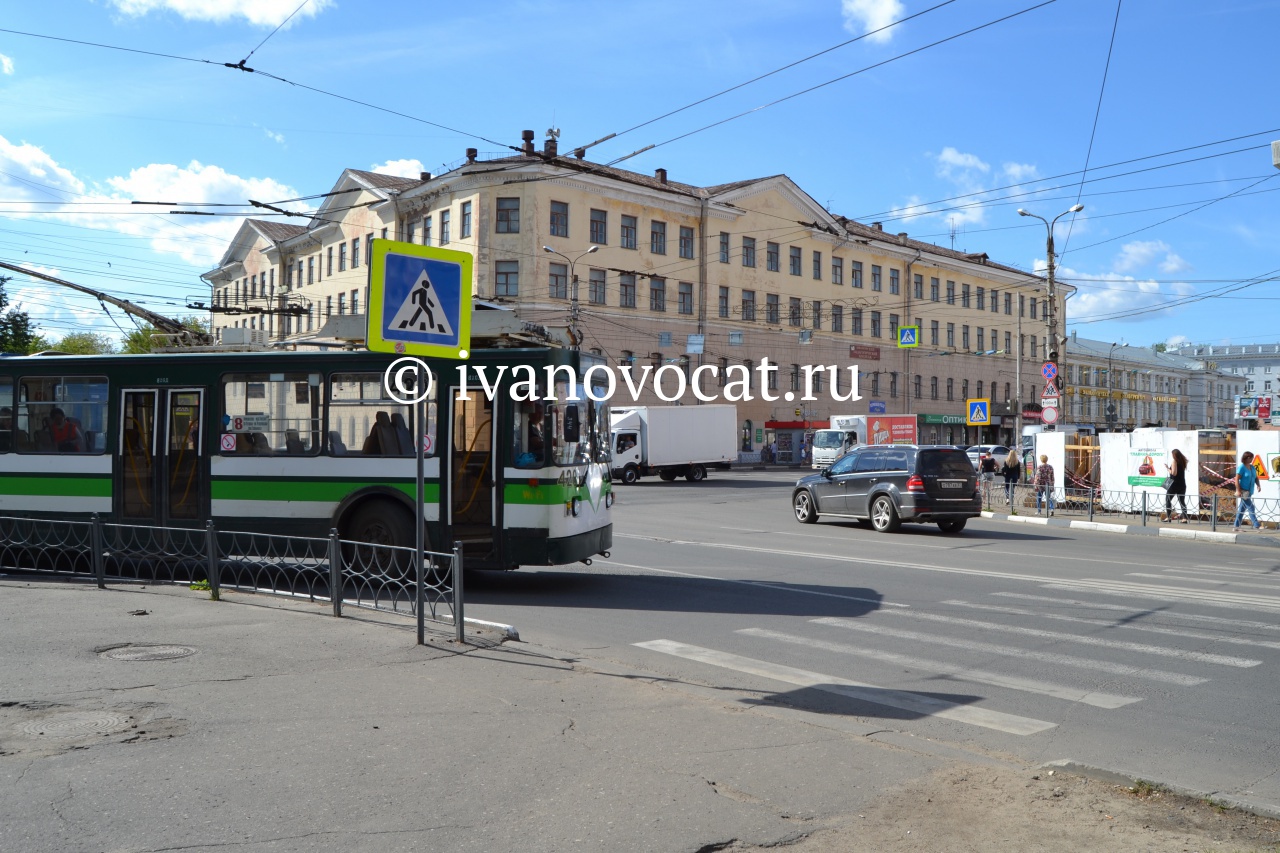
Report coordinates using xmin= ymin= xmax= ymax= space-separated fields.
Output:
xmin=981 ymin=505 xmax=1280 ymax=548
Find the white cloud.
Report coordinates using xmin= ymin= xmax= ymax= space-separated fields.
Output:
xmin=1159 ymin=253 xmax=1190 ymax=274
xmin=0 ymin=54 xmax=14 ymax=75
xmin=0 ymin=134 xmax=298 ymax=267
xmin=1165 ymin=334 xmax=1191 ymax=349
xmin=107 ymin=0 xmax=333 ymax=26
xmin=372 ymin=158 xmax=425 ymax=179
xmin=263 ymin=128 xmax=285 ymax=145
xmin=887 ymin=148 xmax=994 ymax=227
xmin=841 ymin=0 xmax=905 ymax=42
xmin=1057 ymin=262 xmax=1194 ymax=324
xmin=935 ymin=146 xmax=989 ymax=179
xmin=1002 ymin=161 xmax=1039 ymax=182
xmin=1112 ymin=240 xmax=1168 ymax=274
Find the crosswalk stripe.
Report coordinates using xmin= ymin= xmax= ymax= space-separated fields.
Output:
xmin=634 ymin=639 xmax=1056 ymax=735
xmin=737 ymin=628 xmax=1141 ymax=709
xmin=812 ymin=617 xmax=1207 ymax=685
xmin=994 ymin=592 xmax=1280 ymax=635
xmin=883 ymin=610 xmax=1261 ymax=667
xmin=941 ymin=600 xmax=1280 ymax=651
xmin=1043 ymin=580 xmax=1280 ymax=613
xmin=1129 ymin=572 xmax=1280 ymax=592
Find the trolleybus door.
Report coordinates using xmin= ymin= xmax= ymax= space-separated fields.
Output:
xmin=447 ymin=387 xmax=497 ymax=561
xmin=117 ymin=388 xmax=205 ymax=525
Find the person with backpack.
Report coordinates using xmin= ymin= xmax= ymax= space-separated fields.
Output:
xmin=1233 ymin=450 xmax=1262 ymax=532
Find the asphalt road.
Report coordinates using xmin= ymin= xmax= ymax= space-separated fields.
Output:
xmin=466 ymin=468 xmax=1280 ymax=811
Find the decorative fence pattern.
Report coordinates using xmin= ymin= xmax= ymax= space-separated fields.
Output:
xmin=0 ymin=515 xmax=464 ymax=644
xmin=985 ymin=483 xmax=1280 ymax=532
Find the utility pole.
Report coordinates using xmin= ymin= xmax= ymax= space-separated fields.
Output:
xmin=1017 ymin=204 xmax=1083 ymax=432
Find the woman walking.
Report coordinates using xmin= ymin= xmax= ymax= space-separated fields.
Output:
xmin=1162 ymin=448 xmax=1189 ymax=523
xmin=1001 ymin=448 xmax=1021 ymax=506
xmin=1034 ymin=454 xmax=1055 ymax=516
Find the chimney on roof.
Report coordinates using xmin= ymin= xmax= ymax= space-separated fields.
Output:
xmin=466 ymin=148 xmax=478 ymax=164
xmin=1071 ymin=330 xmax=1077 ymax=342
xmin=544 ymin=137 xmax=558 ymax=157
xmin=521 ymin=130 xmax=535 ymax=155
xmin=871 ymin=222 xmax=883 ymax=231
xmin=655 ymin=168 xmax=668 ymax=184
xmin=419 ymin=171 xmax=432 ymax=182
xmin=574 ymin=148 xmax=586 ymax=159
xmin=897 ymin=232 xmax=908 ymax=244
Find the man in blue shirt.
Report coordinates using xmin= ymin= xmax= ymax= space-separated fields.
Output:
xmin=1233 ymin=451 xmax=1261 ymax=532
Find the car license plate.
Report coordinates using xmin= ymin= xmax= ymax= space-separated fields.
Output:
xmin=940 ymin=481 xmax=963 ymax=488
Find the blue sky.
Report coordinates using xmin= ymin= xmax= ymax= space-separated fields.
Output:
xmin=1 ymin=0 xmax=1277 ymax=349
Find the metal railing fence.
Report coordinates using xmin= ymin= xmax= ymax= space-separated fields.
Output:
xmin=984 ymin=483 xmax=1280 ymax=533
xmin=0 ymin=515 xmax=464 ymax=644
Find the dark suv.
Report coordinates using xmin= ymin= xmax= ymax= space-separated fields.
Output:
xmin=792 ymin=445 xmax=981 ymax=533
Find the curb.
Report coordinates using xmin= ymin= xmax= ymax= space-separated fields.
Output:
xmin=463 ymin=617 xmax=520 ymax=641
xmin=1041 ymin=759 xmax=1280 ymax=821
xmin=982 ymin=510 xmax=1280 ymax=548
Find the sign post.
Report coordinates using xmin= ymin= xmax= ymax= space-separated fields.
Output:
xmin=366 ymin=240 xmax=473 ymax=645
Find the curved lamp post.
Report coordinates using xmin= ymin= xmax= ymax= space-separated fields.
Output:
xmin=542 ymin=245 xmax=598 ymax=350
xmin=1017 ymin=204 xmax=1083 ymax=416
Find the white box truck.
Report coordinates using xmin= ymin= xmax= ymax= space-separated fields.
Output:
xmin=810 ymin=414 xmax=918 ymax=468
xmin=611 ymin=405 xmax=738 ymax=484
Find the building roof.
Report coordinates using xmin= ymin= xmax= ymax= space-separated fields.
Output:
xmin=1067 ymin=332 xmax=1220 ymax=373
xmin=250 ymin=220 xmax=308 ymax=243
xmin=345 ymin=169 xmax=426 ymax=192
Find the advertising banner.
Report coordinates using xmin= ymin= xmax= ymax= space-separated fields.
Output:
xmin=1127 ymin=446 xmax=1167 ymax=488
xmin=869 ymin=415 xmax=918 ymax=445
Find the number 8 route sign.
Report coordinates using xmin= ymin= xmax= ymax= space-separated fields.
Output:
xmin=367 ymin=239 xmax=473 ymax=359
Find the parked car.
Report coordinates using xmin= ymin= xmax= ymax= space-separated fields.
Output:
xmin=965 ymin=444 xmax=1009 ymax=469
xmin=792 ymin=445 xmax=981 ymax=533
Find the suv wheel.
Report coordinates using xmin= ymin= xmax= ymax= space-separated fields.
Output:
xmin=937 ymin=518 xmax=967 ymax=533
xmin=870 ymin=496 xmax=901 ymax=533
xmin=793 ymin=490 xmax=818 ymax=524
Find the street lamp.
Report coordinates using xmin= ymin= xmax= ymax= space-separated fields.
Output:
xmin=1017 ymin=204 xmax=1083 ymax=422
xmin=542 ymin=245 xmax=598 ymax=350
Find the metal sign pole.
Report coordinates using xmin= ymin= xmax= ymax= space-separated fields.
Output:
xmin=415 ymin=362 xmax=426 ymax=646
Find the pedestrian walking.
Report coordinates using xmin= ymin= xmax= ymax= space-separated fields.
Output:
xmin=1001 ymin=448 xmax=1021 ymax=506
xmin=979 ymin=453 xmax=997 ymax=506
xmin=1233 ymin=450 xmax=1262 ymax=532
xmin=1162 ymin=448 xmax=1189 ymax=523
xmin=1034 ymin=453 xmax=1055 ymax=516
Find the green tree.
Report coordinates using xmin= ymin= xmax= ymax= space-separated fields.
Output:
xmin=121 ymin=316 xmax=211 ymax=353
xmin=0 ymin=275 xmax=40 ymax=354
xmin=51 ymin=332 xmax=118 ymax=355
xmin=1151 ymin=342 xmax=1168 ymax=353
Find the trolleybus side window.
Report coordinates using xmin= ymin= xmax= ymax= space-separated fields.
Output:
xmin=221 ymin=372 xmax=322 ymax=455
xmin=0 ymin=377 xmax=12 ymax=453
xmin=513 ymin=397 xmax=546 ymax=469
xmin=550 ymin=380 xmax=590 ymax=467
xmin=17 ymin=375 xmax=107 ymax=454
xmin=327 ymin=372 xmax=433 ymax=457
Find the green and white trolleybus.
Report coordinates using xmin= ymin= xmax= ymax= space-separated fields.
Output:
xmin=0 ymin=346 xmax=613 ymax=571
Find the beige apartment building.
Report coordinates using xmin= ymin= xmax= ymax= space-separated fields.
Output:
xmin=203 ymin=133 xmax=1064 ymax=450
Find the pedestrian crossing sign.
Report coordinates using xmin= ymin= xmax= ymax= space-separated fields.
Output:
xmin=965 ymin=398 xmax=990 ymax=426
xmin=897 ymin=325 xmax=919 ymax=348
xmin=366 ymin=240 xmax=473 ymax=359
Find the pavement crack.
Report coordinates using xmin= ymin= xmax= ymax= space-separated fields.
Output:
xmin=561 ymin=717 xmax=576 ymax=736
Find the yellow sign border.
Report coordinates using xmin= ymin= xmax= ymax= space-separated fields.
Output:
xmin=965 ymin=398 xmax=991 ymax=426
xmin=366 ymin=239 xmax=473 ymax=359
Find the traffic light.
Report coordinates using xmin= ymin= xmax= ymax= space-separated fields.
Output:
xmin=794 ymin=408 xmax=802 ymax=418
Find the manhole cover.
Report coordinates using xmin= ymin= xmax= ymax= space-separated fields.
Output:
xmin=20 ymin=711 xmax=134 ymax=739
xmin=100 ymin=644 xmax=197 ymax=661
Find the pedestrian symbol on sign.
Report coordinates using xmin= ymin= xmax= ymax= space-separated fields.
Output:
xmin=390 ymin=270 xmax=454 ymax=335
xmin=965 ymin=398 xmax=990 ymax=425
xmin=897 ymin=325 xmax=919 ymax=348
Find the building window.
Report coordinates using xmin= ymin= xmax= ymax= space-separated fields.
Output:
xmin=962 ymin=283 xmax=971 ymax=308
xmin=590 ymin=209 xmax=607 ymax=245
xmin=325 ymin=295 xmax=333 ymax=318
xmin=550 ymin=201 xmax=569 ymax=237
xmin=621 ymin=215 xmax=637 ymax=249
xmin=424 ymin=215 xmax=432 ymax=246
xmin=742 ymin=237 xmax=756 ymax=267
xmin=327 ymin=246 xmax=333 ymax=276
xmin=719 ymin=232 xmax=729 ymax=263
xmin=914 ymin=374 xmax=922 ymax=399
xmin=307 ymin=257 xmax=314 ymax=285
xmin=718 ymin=286 xmax=729 ymax=318
xmin=351 ymin=237 xmax=360 ymax=269
xmin=351 ymin=289 xmax=359 ymax=315
xmin=930 ymin=277 xmax=940 ymax=301
xmin=589 ymin=269 xmax=606 ymax=304
xmin=869 ymin=265 xmax=881 ymax=291
xmin=962 ymin=379 xmax=969 ymax=399
xmin=852 ymin=261 xmax=864 ymax=289
xmin=496 ymin=198 xmax=520 ymax=233
xmin=812 ymin=300 xmax=822 ymax=330
xmin=946 ymin=323 xmax=955 ymax=348
xmin=947 ymin=378 xmax=954 ymax=401
xmin=766 ymin=242 xmax=780 ymax=272
xmin=366 ymin=234 xmax=374 ymax=265
xmin=549 ymin=263 xmax=568 ymax=299
xmin=407 ymin=222 xmax=417 ymax=244
xmin=679 ymin=226 xmax=695 ymax=259
xmin=976 ymin=286 xmax=985 ymax=310
xmin=889 ymin=314 xmax=899 ymax=338
xmin=650 ymin=221 xmax=667 ymax=254
xmin=1004 ymin=293 xmax=1012 ymax=314
xmin=338 ymin=293 xmax=346 ymax=315
xmin=1005 ymin=331 xmax=1011 ymax=353
xmin=852 ymin=308 xmax=863 ymax=336
xmin=790 ymin=247 xmax=802 ymax=276
xmin=1030 ymin=297 xmax=1038 ymax=319
xmin=913 ymin=274 xmax=923 ymax=299
xmin=789 ymin=297 xmax=802 ymax=327
xmin=813 ymin=251 xmax=823 ymax=281
xmin=832 ymin=257 xmax=844 ymax=285
xmin=461 ymin=201 xmax=472 ymax=238
xmin=889 ymin=268 xmax=899 ymax=294
xmin=832 ymin=305 xmax=844 ymax=332
xmin=338 ymin=243 xmax=347 ymax=272
xmin=742 ymin=290 xmax=757 ymax=321
xmin=678 ymin=282 xmax=693 ymax=315
xmin=1019 ymin=294 xmax=1026 ymax=317
xmin=946 ymin=281 xmax=956 ymax=304
xmin=977 ymin=328 xmax=985 ymax=351
xmin=977 ymin=381 xmax=984 ymax=398
xmin=962 ymin=325 xmax=970 ymax=350
xmin=619 ymin=273 xmax=636 ymax=308
xmin=930 ymin=320 xmax=939 ymax=346
xmin=440 ymin=210 xmax=451 ymax=244
xmin=650 ymin=278 xmax=666 ymax=312
xmin=871 ymin=311 xmax=882 ymax=338
xmin=790 ymin=364 xmax=801 ymax=392
xmin=891 ymin=373 xmax=900 ymax=398
xmin=766 ymin=293 xmax=780 ymax=324
xmin=495 ymin=261 xmax=519 ymax=297
xmin=931 ymin=376 xmax=939 ymax=400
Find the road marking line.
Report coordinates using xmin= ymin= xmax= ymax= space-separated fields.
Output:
xmin=811 ymin=618 xmax=1208 ymax=686
xmin=883 ymin=610 xmax=1261 ymax=667
xmin=941 ymin=600 xmax=1280 ymax=651
xmin=598 ymin=560 xmax=909 ymax=608
xmin=737 ymin=628 xmax=1140 ymax=709
xmin=993 ymin=592 xmax=1280 ymax=635
xmin=1043 ymin=580 xmax=1280 ymax=613
xmin=1152 ymin=570 xmax=1280 ymax=589
xmin=634 ymin=639 xmax=1056 ymax=735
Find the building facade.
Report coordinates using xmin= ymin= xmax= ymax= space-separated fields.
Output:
xmin=202 ymin=134 xmax=1068 ymax=449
